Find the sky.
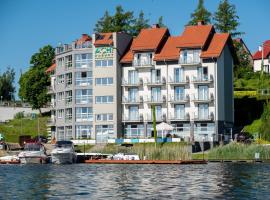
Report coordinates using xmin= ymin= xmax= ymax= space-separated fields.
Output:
xmin=0 ymin=0 xmax=270 ymax=99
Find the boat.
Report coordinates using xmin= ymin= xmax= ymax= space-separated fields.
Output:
xmin=18 ymin=142 xmax=48 ymax=164
xmin=0 ymin=155 xmax=20 ymax=164
xmin=51 ymin=141 xmax=77 ymax=164
xmin=112 ymin=153 xmax=140 ymax=160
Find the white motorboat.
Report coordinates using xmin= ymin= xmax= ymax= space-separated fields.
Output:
xmin=51 ymin=141 xmax=77 ymax=164
xmin=18 ymin=142 xmax=48 ymax=164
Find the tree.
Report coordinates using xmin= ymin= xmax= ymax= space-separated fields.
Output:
xmin=0 ymin=67 xmax=15 ymax=101
xmin=19 ymin=45 xmax=54 ymax=114
xmin=157 ymin=16 xmax=166 ymax=28
xmin=188 ymin=0 xmax=211 ymax=25
xmin=94 ymin=6 xmax=135 ymax=35
xmin=132 ymin=11 xmax=150 ymax=36
xmin=213 ymin=0 xmax=242 ymax=37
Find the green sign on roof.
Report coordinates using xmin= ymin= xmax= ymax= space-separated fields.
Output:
xmin=95 ymin=47 xmax=113 ymax=60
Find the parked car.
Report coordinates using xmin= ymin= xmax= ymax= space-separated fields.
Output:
xmin=235 ymin=132 xmax=253 ymax=143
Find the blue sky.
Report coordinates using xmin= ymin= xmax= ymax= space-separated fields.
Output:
xmin=0 ymin=0 xmax=269 ymax=99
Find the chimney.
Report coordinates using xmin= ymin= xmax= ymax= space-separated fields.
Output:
xmin=152 ymin=24 xmax=160 ymax=28
xmin=197 ymin=20 xmax=205 ymax=25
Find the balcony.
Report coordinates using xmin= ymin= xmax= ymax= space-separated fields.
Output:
xmin=121 ymin=78 xmax=143 ymax=87
xmin=75 ymin=77 xmax=92 ymax=87
xmin=191 ymin=75 xmax=214 ymax=84
xmin=192 ymin=93 xmax=214 ymax=103
xmin=133 ymin=59 xmax=154 ymax=68
xmin=145 ymin=113 xmax=166 ymax=122
xmin=122 ymin=96 xmax=143 ymax=105
xmin=122 ymin=114 xmax=143 ymax=122
xmin=145 ymin=77 xmax=166 ymax=86
xmin=168 ymin=76 xmax=189 ymax=85
xmin=168 ymin=94 xmax=190 ymax=104
xmin=145 ymin=95 xmax=166 ymax=104
xmin=168 ymin=113 xmax=190 ymax=121
xmin=179 ymin=50 xmax=201 ymax=65
xmin=193 ymin=112 xmax=214 ymax=121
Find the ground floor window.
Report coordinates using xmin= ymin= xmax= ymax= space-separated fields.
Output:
xmin=57 ymin=127 xmax=64 ymax=141
xmin=194 ymin=123 xmax=215 ymax=141
xmin=65 ymin=126 xmax=73 ymax=140
xmin=76 ymin=125 xmax=93 ymax=139
xmin=124 ymin=124 xmax=144 ymax=138
xmin=96 ymin=125 xmax=114 ymax=142
xmin=171 ymin=123 xmax=191 ymax=138
xmin=76 ymin=107 xmax=93 ymax=122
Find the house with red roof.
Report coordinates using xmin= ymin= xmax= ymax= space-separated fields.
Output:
xmin=252 ymin=40 xmax=270 ymax=73
xmin=120 ymin=22 xmax=236 ymax=142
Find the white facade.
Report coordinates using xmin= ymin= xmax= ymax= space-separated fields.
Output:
xmin=253 ymin=58 xmax=270 ymax=73
xmin=122 ymin=47 xmax=234 ymax=142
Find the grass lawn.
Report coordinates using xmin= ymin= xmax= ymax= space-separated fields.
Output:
xmin=0 ymin=116 xmax=48 ymax=143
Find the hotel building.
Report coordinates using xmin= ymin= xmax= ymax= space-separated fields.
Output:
xmin=47 ymin=22 xmax=236 ymax=142
xmin=253 ymin=40 xmax=270 ymax=73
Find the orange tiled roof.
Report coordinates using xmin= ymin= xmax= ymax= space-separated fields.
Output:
xmin=75 ymin=34 xmax=92 ymax=45
xmin=253 ymin=40 xmax=270 ymax=60
xmin=46 ymin=63 xmax=56 ymax=73
xmin=154 ymin=36 xmax=181 ymax=61
xmin=131 ymin=27 xmax=168 ymax=51
xmin=177 ymin=25 xmax=214 ymax=48
xmin=94 ymin=33 xmax=113 ymax=46
xmin=201 ymin=33 xmax=230 ymax=58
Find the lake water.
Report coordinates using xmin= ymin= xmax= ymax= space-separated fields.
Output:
xmin=0 ymin=163 xmax=269 ymax=199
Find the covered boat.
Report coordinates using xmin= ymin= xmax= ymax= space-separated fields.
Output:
xmin=51 ymin=141 xmax=77 ymax=164
xmin=18 ymin=142 xmax=48 ymax=164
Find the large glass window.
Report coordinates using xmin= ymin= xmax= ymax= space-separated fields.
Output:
xmin=129 ymin=106 xmax=139 ymax=120
xmin=57 ymin=74 xmax=65 ymax=84
xmin=179 ymin=49 xmax=201 ymax=64
xmin=175 ymin=86 xmax=185 ymax=100
xmin=151 ymin=69 xmax=161 ymax=83
xmin=96 ymin=113 xmax=113 ymax=122
xmin=128 ymin=70 xmax=138 ymax=84
xmin=57 ymin=127 xmax=65 ymax=141
xmin=65 ymin=108 xmax=72 ymax=122
xmin=96 ymin=125 xmax=114 ymax=142
xmin=95 ymin=77 xmax=113 ymax=86
xmin=175 ymin=105 xmax=185 ymax=119
xmin=174 ymin=68 xmax=184 ymax=82
xmin=198 ymin=85 xmax=208 ymax=100
xmin=151 ymin=87 xmax=161 ymax=101
xmin=65 ymin=126 xmax=73 ymax=140
xmin=75 ymin=53 xmax=92 ymax=69
xmin=65 ymin=91 xmax=72 ymax=106
xmin=95 ymin=96 xmax=113 ymax=104
xmin=95 ymin=59 xmax=113 ymax=67
xmin=57 ymin=109 xmax=64 ymax=119
xmin=75 ymin=89 xmax=92 ymax=104
xmin=198 ymin=104 xmax=209 ymax=119
xmin=65 ymin=55 xmax=72 ymax=69
xmin=197 ymin=67 xmax=208 ymax=81
xmin=75 ymin=71 xmax=92 ymax=86
xmin=133 ymin=53 xmax=153 ymax=66
xmin=76 ymin=107 xmax=93 ymax=122
xmin=128 ymin=88 xmax=138 ymax=102
xmin=76 ymin=125 xmax=92 ymax=139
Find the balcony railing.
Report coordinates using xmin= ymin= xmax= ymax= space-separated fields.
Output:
xmin=145 ymin=95 xmax=166 ymax=104
xmin=121 ymin=78 xmax=143 ymax=87
xmin=168 ymin=76 xmax=189 ymax=85
xmin=122 ymin=114 xmax=143 ymax=122
xmin=191 ymin=75 xmax=214 ymax=83
xmin=192 ymin=93 xmax=214 ymax=102
xmin=75 ymin=77 xmax=92 ymax=86
xmin=76 ymin=113 xmax=93 ymax=122
xmin=75 ymin=96 xmax=93 ymax=104
xmin=146 ymin=113 xmax=166 ymax=122
xmin=145 ymin=77 xmax=166 ymax=86
xmin=122 ymin=96 xmax=143 ymax=104
xmin=168 ymin=94 xmax=190 ymax=103
xmin=133 ymin=59 xmax=154 ymax=68
xmin=124 ymin=128 xmax=145 ymax=139
xmin=193 ymin=112 xmax=214 ymax=121
xmin=168 ymin=113 xmax=190 ymax=121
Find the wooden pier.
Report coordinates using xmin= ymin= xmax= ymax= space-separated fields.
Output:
xmin=84 ymin=159 xmax=207 ymax=165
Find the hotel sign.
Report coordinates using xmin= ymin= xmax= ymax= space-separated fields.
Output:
xmin=95 ymin=47 xmax=113 ymax=59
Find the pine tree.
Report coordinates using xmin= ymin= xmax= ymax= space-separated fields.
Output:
xmin=213 ymin=0 xmax=241 ymax=37
xmin=157 ymin=16 xmax=166 ymax=28
xmin=188 ymin=0 xmax=211 ymax=25
xmin=94 ymin=11 xmax=113 ymax=33
xmin=132 ymin=11 xmax=150 ymax=36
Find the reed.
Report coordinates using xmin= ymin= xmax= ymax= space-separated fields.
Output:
xmin=92 ymin=142 xmax=192 ymax=160
xmin=208 ymin=142 xmax=270 ymax=160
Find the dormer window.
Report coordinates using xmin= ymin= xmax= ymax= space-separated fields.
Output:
xmin=133 ymin=53 xmax=153 ymax=67
xmin=179 ymin=49 xmax=201 ymax=64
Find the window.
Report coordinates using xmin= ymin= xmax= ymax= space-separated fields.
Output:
xmin=65 ymin=90 xmax=72 ymax=106
xmin=75 ymin=89 xmax=92 ymax=104
xmin=128 ymin=70 xmax=138 ymax=84
xmin=128 ymin=88 xmax=138 ymax=102
xmin=96 ymin=113 xmax=113 ymax=122
xmin=95 ymin=96 xmax=113 ymax=104
xmin=175 ymin=87 xmax=185 ymax=100
xmin=198 ymin=104 xmax=209 ymax=119
xmin=174 ymin=68 xmax=184 ymax=82
xmin=75 ymin=53 xmax=92 ymax=69
xmin=65 ymin=126 xmax=72 ymax=140
xmin=57 ymin=74 xmax=65 ymax=84
xmin=75 ymin=71 xmax=92 ymax=86
xmin=57 ymin=92 xmax=65 ymax=101
xmin=57 ymin=57 xmax=64 ymax=68
xmin=65 ymin=73 xmax=72 ymax=86
xmin=76 ymin=125 xmax=92 ymax=139
xmin=175 ymin=105 xmax=185 ymax=119
xmin=96 ymin=125 xmax=114 ymax=142
xmin=133 ymin=53 xmax=152 ymax=66
xmin=65 ymin=55 xmax=72 ymax=69
xmin=129 ymin=106 xmax=139 ymax=120
xmin=95 ymin=59 xmax=113 ymax=67
xmin=151 ymin=87 xmax=161 ymax=101
xmin=197 ymin=67 xmax=208 ymax=81
xmin=76 ymin=107 xmax=93 ymax=122
xmin=65 ymin=108 xmax=72 ymax=122
xmin=151 ymin=69 xmax=161 ymax=83
xmin=95 ymin=77 xmax=113 ymax=86
xmin=198 ymin=85 xmax=208 ymax=100
xmin=57 ymin=109 xmax=64 ymax=119
xmin=57 ymin=127 xmax=65 ymax=141
xmin=179 ymin=49 xmax=201 ymax=64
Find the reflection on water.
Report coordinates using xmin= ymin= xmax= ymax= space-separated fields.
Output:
xmin=0 ymin=163 xmax=270 ymax=199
